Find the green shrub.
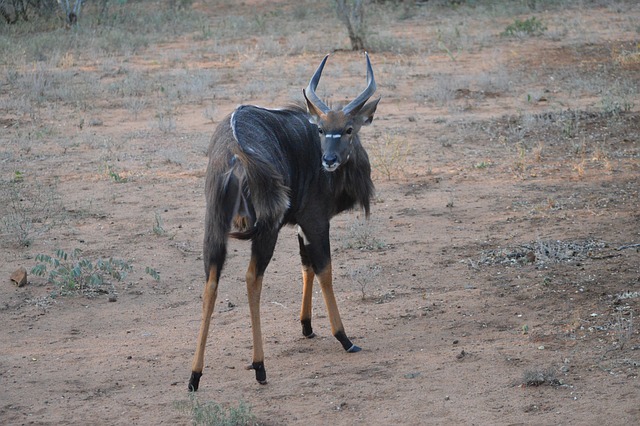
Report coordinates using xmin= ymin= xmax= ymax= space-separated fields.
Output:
xmin=31 ymin=248 xmax=162 ymax=297
xmin=32 ymin=248 xmax=132 ymax=296
xmin=501 ymin=17 xmax=547 ymax=37
xmin=175 ymin=395 xmax=257 ymax=426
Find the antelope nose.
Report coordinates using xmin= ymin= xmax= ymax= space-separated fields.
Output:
xmin=323 ymin=153 xmax=338 ymax=167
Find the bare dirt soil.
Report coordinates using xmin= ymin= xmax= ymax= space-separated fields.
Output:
xmin=1 ymin=1 xmax=639 ymax=425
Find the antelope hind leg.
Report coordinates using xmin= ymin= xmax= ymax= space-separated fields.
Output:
xmin=189 ymin=265 xmax=220 ymax=391
xmin=245 ymin=256 xmax=268 ymax=384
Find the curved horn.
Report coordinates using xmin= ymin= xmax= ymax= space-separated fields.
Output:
xmin=342 ymin=52 xmax=377 ymax=115
xmin=304 ymin=54 xmax=331 ymax=115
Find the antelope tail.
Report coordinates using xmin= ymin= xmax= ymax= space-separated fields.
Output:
xmin=227 ymin=110 xmax=291 ymax=239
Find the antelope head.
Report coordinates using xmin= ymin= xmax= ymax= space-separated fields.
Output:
xmin=303 ymin=53 xmax=380 ymax=172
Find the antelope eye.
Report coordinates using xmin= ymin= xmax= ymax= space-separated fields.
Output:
xmin=345 ymin=127 xmax=353 ymax=135
xmin=318 ymin=127 xmax=324 ymax=135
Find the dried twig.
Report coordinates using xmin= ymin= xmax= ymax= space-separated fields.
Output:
xmin=616 ymin=243 xmax=640 ymax=251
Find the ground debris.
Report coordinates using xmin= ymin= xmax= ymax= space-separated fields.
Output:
xmin=616 ymin=243 xmax=640 ymax=251
xmin=474 ymin=239 xmax=608 ymax=267
xmin=10 ymin=267 xmax=27 ymax=287
xmin=522 ymin=367 xmax=563 ymax=387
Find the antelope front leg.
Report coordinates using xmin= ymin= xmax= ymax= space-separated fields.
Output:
xmin=300 ymin=264 xmax=316 ymax=338
xmin=317 ymin=263 xmax=361 ymax=353
xmin=189 ymin=265 xmax=220 ymax=391
xmin=245 ymin=257 xmax=267 ymax=384
xmin=298 ymin=232 xmax=316 ymax=338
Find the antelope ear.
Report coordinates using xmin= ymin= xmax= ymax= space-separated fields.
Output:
xmin=354 ymin=97 xmax=380 ymax=126
xmin=303 ymin=88 xmax=325 ymax=124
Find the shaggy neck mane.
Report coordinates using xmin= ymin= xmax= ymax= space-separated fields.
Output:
xmin=329 ymin=136 xmax=373 ymax=218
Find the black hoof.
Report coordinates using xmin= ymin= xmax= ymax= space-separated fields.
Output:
xmin=246 ymin=362 xmax=267 ymax=384
xmin=347 ymin=344 xmax=362 ymax=353
xmin=301 ymin=320 xmax=314 ymax=338
xmin=335 ymin=330 xmax=361 ymax=353
xmin=188 ymin=371 xmax=202 ymax=392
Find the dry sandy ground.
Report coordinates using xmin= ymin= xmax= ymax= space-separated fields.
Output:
xmin=1 ymin=1 xmax=639 ymax=425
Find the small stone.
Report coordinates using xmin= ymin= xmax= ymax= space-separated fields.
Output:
xmin=108 ymin=295 xmax=117 ymax=302
xmin=525 ymin=251 xmax=536 ymax=263
xmin=10 ymin=267 xmax=27 ymax=287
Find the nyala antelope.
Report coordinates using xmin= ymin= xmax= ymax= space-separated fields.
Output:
xmin=189 ymin=53 xmax=380 ymax=391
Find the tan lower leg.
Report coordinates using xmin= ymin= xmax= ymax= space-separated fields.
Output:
xmin=300 ymin=265 xmax=315 ymax=336
xmin=317 ymin=264 xmax=360 ymax=352
xmin=246 ymin=258 xmax=264 ymax=365
xmin=317 ymin=264 xmax=345 ymax=335
xmin=245 ymin=258 xmax=267 ymax=383
xmin=191 ymin=265 xmax=219 ymax=373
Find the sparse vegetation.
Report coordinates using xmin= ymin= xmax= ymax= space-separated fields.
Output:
xmin=342 ymin=218 xmax=386 ymax=251
xmin=155 ymin=110 xmax=177 ymax=133
xmin=522 ymin=366 xmax=562 ymax=387
xmin=369 ymin=132 xmax=410 ymax=180
xmin=438 ymin=27 xmax=460 ymax=62
xmin=474 ymin=160 xmax=491 ymax=169
xmin=348 ymin=264 xmax=381 ymax=300
xmin=106 ymin=165 xmax=128 ymax=183
xmin=600 ymin=79 xmax=636 ymax=116
xmin=0 ymin=176 xmax=65 ymax=247
xmin=613 ymin=310 xmax=634 ymax=349
xmin=31 ymin=248 xmax=132 ymax=297
xmin=31 ymin=248 xmax=160 ymax=297
xmin=153 ymin=211 xmax=167 ymax=236
xmin=480 ymin=110 xmax=633 ymax=180
xmin=475 ymin=239 xmax=608 ymax=267
xmin=0 ymin=0 xmax=60 ymax=24
xmin=501 ymin=17 xmax=547 ymax=38
xmin=145 ymin=266 xmax=161 ymax=281
xmin=175 ymin=395 xmax=257 ymax=426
